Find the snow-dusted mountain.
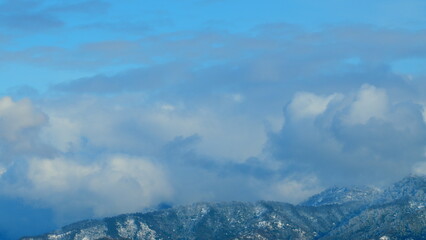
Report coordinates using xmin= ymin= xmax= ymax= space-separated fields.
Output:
xmin=22 ymin=175 xmax=426 ymax=240
xmin=300 ymin=186 xmax=382 ymax=207
xmin=378 ymin=175 xmax=426 ymax=204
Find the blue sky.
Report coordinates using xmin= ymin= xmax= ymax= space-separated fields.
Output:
xmin=1 ymin=0 xmax=426 ymax=239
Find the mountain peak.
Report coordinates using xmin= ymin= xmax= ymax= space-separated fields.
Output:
xmin=378 ymin=174 xmax=426 ymax=204
xmin=300 ymin=186 xmax=382 ymax=207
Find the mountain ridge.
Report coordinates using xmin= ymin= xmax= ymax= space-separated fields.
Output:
xmin=22 ymin=175 xmax=426 ymax=240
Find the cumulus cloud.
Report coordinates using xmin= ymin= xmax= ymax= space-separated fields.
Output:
xmin=287 ymin=92 xmax=342 ymax=120
xmin=9 ymin=81 xmax=420 ymax=220
xmin=268 ymin=85 xmax=426 ymax=186
xmin=38 ymin=94 xmax=267 ymax=162
xmin=343 ymin=84 xmax=389 ymax=125
xmin=0 ymin=94 xmax=270 ymax=221
xmin=0 ymin=97 xmax=52 ymax=165
xmin=0 ymin=97 xmax=47 ymax=142
xmin=7 ymin=155 xmax=172 ymax=218
xmin=1 ymin=67 xmax=425 ymax=226
xmin=0 ymin=97 xmax=179 ymax=222
xmin=40 ymin=115 xmax=82 ymax=152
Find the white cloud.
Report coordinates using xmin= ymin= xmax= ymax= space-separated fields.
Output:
xmin=269 ymin=84 xmax=426 ymax=186
xmin=20 ymin=155 xmax=172 ymax=217
xmin=40 ymin=95 xmax=266 ymax=161
xmin=413 ymin=161 xmax=426 ymax=175
xmin=41 ymin=115 xmax=82 ymax=152
xmin=288 ymin=92 xmax=342 ymax=120
xmin=0 ymin=96 xmax=51 ymax=164
xmin=262 ymin=175 xmax=323 ymax=204
xmin=343 ymin=84 xmax=389 ymax=125
xmin=0 ymin=96 xmax=47 ymax=142
xmin=0 ymin=81 xmax=423 ymax=223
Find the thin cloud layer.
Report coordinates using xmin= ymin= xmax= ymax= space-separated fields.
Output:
xmin=0 ymin=0 xmax=108 ymax=33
